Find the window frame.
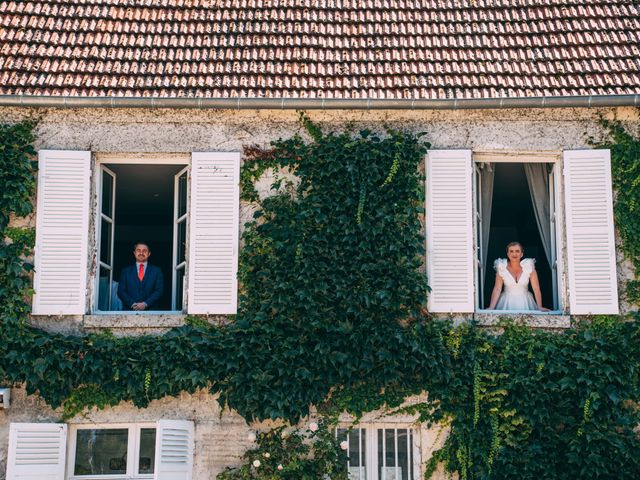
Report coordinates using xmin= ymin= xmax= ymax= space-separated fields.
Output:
xmin=92 ymin=154 xmax=191 ymax=315
xmin=67 ymin=423 xmax=156 ymax=480
xmin=337 ymin=423 xmax=421 ymax=480
xmin=472 ymin=151 xmax=565 ymax=314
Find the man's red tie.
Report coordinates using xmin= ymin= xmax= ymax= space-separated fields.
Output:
xmin=138 ymin=264 xmax=144 ymax=281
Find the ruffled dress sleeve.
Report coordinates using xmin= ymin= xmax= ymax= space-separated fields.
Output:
xmin=493 ymin=258 xmax=507 ymax=278
xmin=520 ymin=258 xmax=536 ymax=274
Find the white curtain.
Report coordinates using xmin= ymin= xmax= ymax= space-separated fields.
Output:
xmin=480 ymin=163 xmax=495 ymax=273
xmin=524 ymin=163 xmax=552 ymax=265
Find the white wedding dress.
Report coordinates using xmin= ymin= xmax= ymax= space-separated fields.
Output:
xmin=493 ymin=258 xmax=539 ymax=310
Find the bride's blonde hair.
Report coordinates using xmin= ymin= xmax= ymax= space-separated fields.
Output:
xmin=505 ymin=241 xmax=524 ymax=254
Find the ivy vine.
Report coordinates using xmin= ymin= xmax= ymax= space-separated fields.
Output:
xmin=217 ymin=421 xmax=347 ymax=480
xmin=1 ymin=116 xmax=640 ymax=479
xmin=595 ymin=118 xmax=640 ymax=306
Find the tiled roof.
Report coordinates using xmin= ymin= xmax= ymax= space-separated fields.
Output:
xmin=1 ymin=0 xmax=639 ymax=99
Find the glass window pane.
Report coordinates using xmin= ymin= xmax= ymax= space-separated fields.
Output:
xmin=178 ymin=171 xmax=187 ymax=218
xmin=174 ymin=267 xmax=185 ymax=311
xmin=102 ymin=170 xmax=114 ymax=218
xmin=348 ymin=429 xmax=366 ymax=480
xmin=98 ymin=265 xmax=112 ymax=311
xmin=177 ymin=220 xmax=186 ymax=265
xmin=138 ymin=428 xmax=156 ymax=474
xmin=361 ymin=428 xmax=366 ymax=474
xmin=385 ymin=429 xmax=396 ymax=467
xmin=380 ymin=428 xmax=407 ymax=480
xmin=74 ymin=429 xmax=128 ymax=476
xmin=100 ymin=218 xmax=112 ymax=265
xmin=337 ymin=429 xmax=366 ymax=480
xmin=378 ymin=429 xmax=383 ymax=479
xmin=409 ymin=430 xmax=414 ymax=480
xmin=348 ymin=429 xmax=361 ymax=466
xmin=397 ymin=429 xmax=409 ymax=480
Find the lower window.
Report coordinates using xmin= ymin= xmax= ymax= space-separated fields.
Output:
xmin=70 ymin=424 xmax=156 ymax=478
xmin=337 ymin=427 xmax=417 ymax=480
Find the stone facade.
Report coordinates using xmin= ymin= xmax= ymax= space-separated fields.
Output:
xmin=1 ymin=105 xmax=639 ymax=479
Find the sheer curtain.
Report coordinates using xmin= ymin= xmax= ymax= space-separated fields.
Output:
xmin=480 ymin=163 xmax=495 ymax=273
xmin=524 ymin=163 xmax=552 ymax=265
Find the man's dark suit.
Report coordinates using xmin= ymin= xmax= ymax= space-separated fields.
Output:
xmin=117 ymin=263 xmax=164 ymax=310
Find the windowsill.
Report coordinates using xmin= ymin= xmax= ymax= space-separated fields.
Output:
xmin=69 ymin=476 xmax=153 ymax=480
xmin=91 ymin=310 xmax=183 ymax=315
xmin=474 ymin=310 xmax=570 ymax=329
xmin=84 ymin=312 xmax=185 ymax=329
xmin=477 ymin=309 xmax=563 ymax=315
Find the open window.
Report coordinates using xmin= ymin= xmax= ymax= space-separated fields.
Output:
xmin=474 ymin=159 xmax=561 ymax=312
xmin=426 ymin=149 xmax=618 ymax=316
xmin=96 ymin=162 xmax=188 ymax=312
xmin=32 ymin=150 xmax=240 ymax=317
xmin=337 ymin=426 xmax=419 ymax=480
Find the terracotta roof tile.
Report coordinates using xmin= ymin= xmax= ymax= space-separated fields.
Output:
xmin=1 ymin=0 xmax=639 ymax=99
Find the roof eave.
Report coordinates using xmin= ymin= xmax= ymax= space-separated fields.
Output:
xmin=0 ymin=94 xmax=639 ymax=110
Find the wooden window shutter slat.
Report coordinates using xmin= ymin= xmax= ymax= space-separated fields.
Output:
xmin=187 ymin=152 xmax=240 ymax=314
xmin=6 ymin=423 xmax=67 ymax=480
xmin=563 ymin=149 xmax=619 ymax=314
xmin=154 ymin=420 xmax=194 ymax=480
xmin=32 ymin=150 xmax=91 ymax=315
xmin=426 ymin=150 xmax=475 ymax=313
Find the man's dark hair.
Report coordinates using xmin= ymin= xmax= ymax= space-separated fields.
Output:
xmin=133 ymin=242 xmax=151 ymax=251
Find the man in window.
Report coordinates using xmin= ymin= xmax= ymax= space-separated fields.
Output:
xmin=117 ymin=242 xmax=164 ymax=311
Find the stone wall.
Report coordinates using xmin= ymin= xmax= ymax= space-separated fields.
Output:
xmin=1 ymin=105 xmax=639 ymax=479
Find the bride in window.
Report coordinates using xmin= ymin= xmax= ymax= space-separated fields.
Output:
xmin=488 ymin=241 xmax=549 ymax=311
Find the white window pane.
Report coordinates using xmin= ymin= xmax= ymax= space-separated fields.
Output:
xmin=378 ymin=428 xmax=414 ymax=480
xmin=138 ymin=428 xmax=156 ymax=474
xmin=99 ymin=218 xmax=112 ymax=265
xmin=397 ymin=429 xmax=409 ymax=480
xmin=98 ymin=265 xmax=112 ymax=311
xmin=385 ymin=429 xmax=395 ymax=467
xmin=101 ymin=169 xmax=114 ymax=219
xmin=74 ymin=429 xmax=128 ymax=475
xmin=177 ymin=171 xmax=188 ymax=218
xmin=378 ymin=429 xmax=383 ymax=478
xmin=338 ymin=428 xmax=366 ymax=479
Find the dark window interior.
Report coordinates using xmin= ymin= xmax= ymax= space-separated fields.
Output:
xmin=482 ymin=163 xmax=554 ymax=310
xmin=107 ymin=163 xmax=184 ymax=311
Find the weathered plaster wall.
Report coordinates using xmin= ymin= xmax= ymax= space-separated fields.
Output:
xmin=0 ymin=106 xmax=636 ymax=154
xmin=1 ymin=106 xmax=639 ymax=479
xmin=4 ymin=105 xmax=637 ymax=328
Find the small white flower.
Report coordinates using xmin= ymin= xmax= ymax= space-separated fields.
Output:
xmin=281 ymin=430 xmax=289 ymax=439
xmin=277 ymin=464 xmax=283 ymax=471
xmin=340 ymin=440 xmax=349 ymax=450
xmin=263 ymin=452 xmax=270 ymax=458
xmin=252 ymin=460 xmax=261 ymax=468
xmin=247 ymin=432 xmax=257 ymax=442
xmin=308 ymin=421 xmax=319 ymax=432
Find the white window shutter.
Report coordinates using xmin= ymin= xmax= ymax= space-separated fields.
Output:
xmin=6 ymin=423 xmax=67 ymax=480
xmin=563 ymin=149 xmax=619 ymax=314
xmin=154 ymin=420 xmax=194 ymax=480
xmin=426 ymin=150 xmax=475 ymax=313
xmin=32 ymin=150 xmax=91 ymax=315
xmin=187 ymin=152 xmax=240 ymax=314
